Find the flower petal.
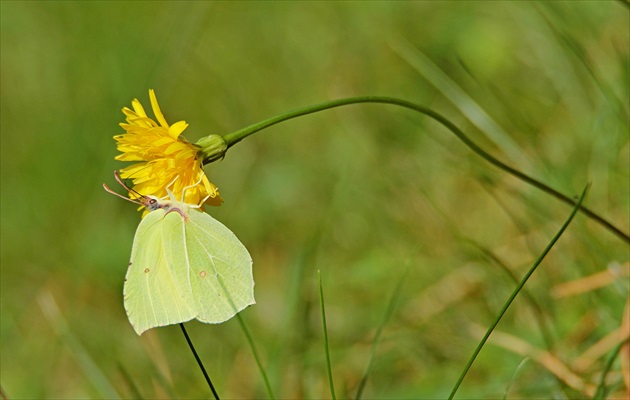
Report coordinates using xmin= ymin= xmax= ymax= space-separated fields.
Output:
xmin=169 ymin=121 xmax=189 ymax=139
xmin=149 ymin=89 xmax=169 ymax=128
xmin=131 ymin=99 xmax=147 ymax=118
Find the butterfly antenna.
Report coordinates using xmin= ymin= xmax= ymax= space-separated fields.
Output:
xmin=115 ymin=170 xmax=150 ymax=198
xmin=103 ymin=183 xmax=144 ymax=206
xmin=113 ymin=170 xmax=133 ymax=190
xmin=105 ymin=171 xmax=150 ymax=206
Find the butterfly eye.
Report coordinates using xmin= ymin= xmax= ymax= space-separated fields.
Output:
xmin=144 ymin=197 xmax=162 ymax=211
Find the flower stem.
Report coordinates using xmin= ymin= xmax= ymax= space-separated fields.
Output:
xmin=179 ymin=323 xmax=220 ymax=400
xmin=217 ymin=96 xmax=628 ymax=244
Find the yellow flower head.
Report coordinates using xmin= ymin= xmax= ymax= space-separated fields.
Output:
xmin=114 ymin=90 xmax=223 ymax=210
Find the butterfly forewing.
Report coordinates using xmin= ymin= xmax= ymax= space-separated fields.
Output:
xmin=124 ymin=209 xmax=196 ymax=335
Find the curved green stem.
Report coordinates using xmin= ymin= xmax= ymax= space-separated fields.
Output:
xmin=217 ymin=96 xmax=628 ymax=243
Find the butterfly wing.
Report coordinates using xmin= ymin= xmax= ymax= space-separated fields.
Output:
xmin=170 ymin=209 xmax=255 ymax=323
xmin=124 ymin=209 xmax=196 ymax=335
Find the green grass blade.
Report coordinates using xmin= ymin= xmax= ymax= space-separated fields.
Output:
xmin=116 ymin=363 xmax=144 ymax=399
xmin=356 ymin=268 xmax=408 ymax=400
xmin=318 ymin=270 xmax=336 ymax=400
xmin=38 ymin=291 xmax=121 ymax=399
xmin=389 ymin=37 xmax=528 ymax=166
xmin=236 ymin=313 xmax=275 ymax=399
xmin=448 ymin=183 xmax=590 ymax=399
xmin=502 ymin=357 xmax=530 ymax=400
xmin=592 ymin=339 xmax=627 ymax=400
xmin=474 ymin=245 xmax=556 ymax=350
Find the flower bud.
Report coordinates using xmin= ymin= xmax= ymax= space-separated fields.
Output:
xmin=197 ymin=134 xmax=228 ymax=164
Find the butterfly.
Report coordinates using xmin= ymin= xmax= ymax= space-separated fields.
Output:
xmin=104 ymin=171 xmax=254 ymax=335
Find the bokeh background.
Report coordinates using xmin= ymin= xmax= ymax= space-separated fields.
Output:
xmin=1 ymin=1 xmax=628 ymax=399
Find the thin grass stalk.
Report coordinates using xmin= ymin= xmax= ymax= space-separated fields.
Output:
xmin=592 ymin=339 xmax=627 ymax=400
xmin=447 ymin=184 xmax=590 ymax=399
xmin=38 ymin=291 xmax=121 ymax=398
xmin=356 ymin=269 xmax=408 ymax=399
xmin=236 ymin=314 xmax=275 ymax=399
xmin=475 ymin=246 xmax=556 ymax=350
xmin=318 ymin=270 xmax=337 ymax=399
xmin=117 ymin=363 xmax=144 ymax=399
xmin=501 ymin=357 xmax=530 ymax=400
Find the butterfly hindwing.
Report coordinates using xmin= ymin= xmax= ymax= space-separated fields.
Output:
xmin=181 ymin=209 xmax=255 ymax=323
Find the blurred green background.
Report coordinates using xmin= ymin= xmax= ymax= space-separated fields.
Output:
xmin=1 ymin=1 xmax=628 ymax=398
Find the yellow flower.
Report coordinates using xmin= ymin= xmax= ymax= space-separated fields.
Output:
xmin=114 ymin=89 xmax=223 ymax=209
